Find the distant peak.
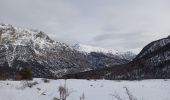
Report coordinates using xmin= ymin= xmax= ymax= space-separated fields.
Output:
xmin=72 ymin=44 xmax=119 ymax=54
xmin=0 ymin=23 xmax=56 ymax=47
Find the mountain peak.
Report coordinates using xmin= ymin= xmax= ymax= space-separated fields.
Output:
xmin=0 ymin=24 xmax=56 ymax=48
xmin=72 ymin=44 xmax=119 ymax=54
xmin=72 ymin=43 xmax=136 ymax=61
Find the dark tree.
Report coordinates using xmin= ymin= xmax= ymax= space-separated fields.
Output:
xmin=19 ymin=67 xmax=33 ymax=80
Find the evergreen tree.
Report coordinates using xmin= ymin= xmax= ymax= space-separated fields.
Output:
xmin=19 ymin=67 xmax=32 ymax=80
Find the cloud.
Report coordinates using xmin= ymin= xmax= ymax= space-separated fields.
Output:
xmin=91 ymin=32 xmax=147 ymax=53
xmin=93 ymin=31 xmax=145 ymax=42
xmin=0 ymin=0 xmax=170 ymax=53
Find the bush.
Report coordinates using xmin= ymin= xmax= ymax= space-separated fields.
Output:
xmin=0 ymin=74 xmax=10 ymax=80
xmin=18 ymin=67 xmax=33 ymax=80
xmin=54 ymin=80 xmax=73 ymax=100
xmin=58 ymin=85 xmax=69 ymax=100
xmin=80 ymin=93 xmax=85 ymax=100
xmin=15 ymin=73 xmax=23 ymax=80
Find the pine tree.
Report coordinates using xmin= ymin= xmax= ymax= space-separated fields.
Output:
xmin=19 ymin=67 xmax=33 ymax=80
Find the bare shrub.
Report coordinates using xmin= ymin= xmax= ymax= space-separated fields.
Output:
xmin=53 ymin=80 xmax=74 ymax=100
xmin=80 ymin=93 xmax=85 ymax=100
xmin=19 ymin=81 xmax=38 ymax=89
xmin=111 ymin=87 xmax=138 ymax=100
xmin=110 ymin=93 xmax=123 ymax=100
xmin=58 ymin=80 xmax=71 ymax=100
xmin=124 ymin=87 xmax=137 ymax=100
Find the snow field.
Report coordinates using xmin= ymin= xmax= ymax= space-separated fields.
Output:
xmin=0 ymin=79 xmax=170 ymax=100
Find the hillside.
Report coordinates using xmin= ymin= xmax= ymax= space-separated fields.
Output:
xmin=62 ymin=35 xmax=170 ymax=79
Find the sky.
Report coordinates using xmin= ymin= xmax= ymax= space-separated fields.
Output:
xmin=0 ymin=0 xmax=170 ymax=54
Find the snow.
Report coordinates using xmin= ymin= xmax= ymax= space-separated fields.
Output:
xmin=0 ymin=24 xmax=56 ymax=49
xmin=73 ymin=44 xmax=136 ymax=61
xmin=0 ymin=79 xmax=170 ymax=100
xmin=73 ymin=44 xmax=119 ymax=54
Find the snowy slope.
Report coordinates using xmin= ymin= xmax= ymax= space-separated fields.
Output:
xmin=0 ymin=79 xmax=170 ymax=100
xmin=72 ymin=44 xmax=134 ymax=68
xmin=73 ymin=44 xmax=119 ymax=54
xmin=73 ymin=44 xmax=136 ymax=61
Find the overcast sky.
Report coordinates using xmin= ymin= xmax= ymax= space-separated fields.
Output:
xmin=0 ymin=0 xmax=170 ymax=53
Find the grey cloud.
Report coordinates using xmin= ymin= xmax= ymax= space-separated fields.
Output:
xmin=93 ymin=31 xmax=145 ymax=42
xmin=0 ymin=0 xmax=170 ymax=53
xmin=91 ymin=32 xmax=155 ymax=53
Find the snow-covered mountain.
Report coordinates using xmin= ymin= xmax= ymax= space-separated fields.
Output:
xmin=63 ymin=35 xmax=170 ymax=79
xmin=0 ymin=24 xmax=136 ymax=79
xmin=73 ymin=44 xmax=119 ymax=54
xmin=73 ymin=43 xmax=136 ymax=61
xmin=0 ymin=24 xmax=94 ymax=78
xmin=72 ymin=44 xmax=136 ymax=69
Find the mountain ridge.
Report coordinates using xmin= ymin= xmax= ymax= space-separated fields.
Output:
xmin=0 ymin=24 xmax=134 ymax=79
xmin=62 ymin=35 xmax=170 ymax=79
xmin=0 ymin=24 xmax=93 ymax=78
xmin=72 ymin=43 xmax=136 ymax=61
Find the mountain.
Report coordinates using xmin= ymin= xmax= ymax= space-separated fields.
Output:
xmin=72 ymin=44 xmax=119 ymax=54
xmin=72 ymin=44 xmax=136 ymax=68
xmin=0 ymin=24 xmax=136 ymax=79
xmin=73 ymin=44 xmax=136 ymax=61
xmin=62 ymin=35 xmax=170 ymax=79
xmin=0 ymin=24 xmax=94 ymax=78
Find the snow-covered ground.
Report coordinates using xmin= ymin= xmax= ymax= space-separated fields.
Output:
xmin=0 ymin=79 xmax=170 ymax=100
